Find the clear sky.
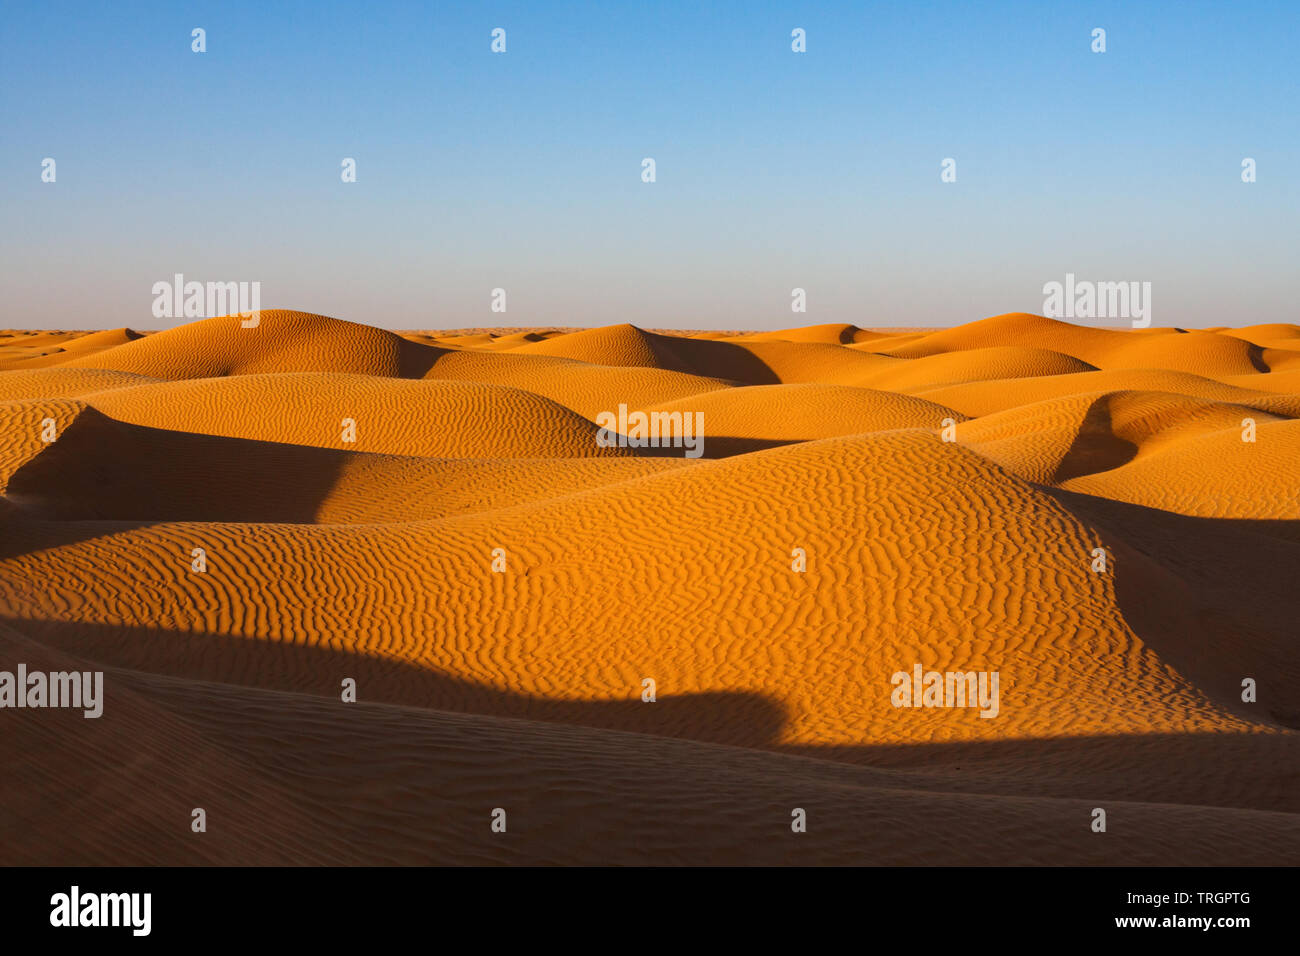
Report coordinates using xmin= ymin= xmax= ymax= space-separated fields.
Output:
xmin=3 ymin=0 xmax=1297 ymax=330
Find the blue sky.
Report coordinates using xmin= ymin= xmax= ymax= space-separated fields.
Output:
xmin=2 ymin=0 xmax=1297 ymax=329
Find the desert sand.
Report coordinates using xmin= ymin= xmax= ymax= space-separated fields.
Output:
xmin=1 ymin=310 xmax=1297 ymax=865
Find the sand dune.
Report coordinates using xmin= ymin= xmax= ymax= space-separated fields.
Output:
xmin=885 ymin=312 xmax=1289 ymax=377
xmin=918 ymin=367 xmax=1297 ymax=417
xmin=2 ymin=310 xmax=1296 ymax=865
xmin=957 ymin=390 xmax=1288 ymax=485
xmin=62 ymin=310 xmax=444 ymax=379
xmin=741 ymin=323 xmax=888 ymax=345
xmin=853 ymin=346 xmax=1097 ymax=392
xmin=644 ymin=383 xmax=964 ymax=447
xmin=82 ymin=373 xmax=628 ymax=458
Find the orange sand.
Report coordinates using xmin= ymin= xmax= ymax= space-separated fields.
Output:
xmin=1 ymin=310 xmax=1296 ymax=864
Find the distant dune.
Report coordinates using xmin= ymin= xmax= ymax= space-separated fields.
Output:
xmin=2 ymin=310 xmax=1297 ymax=865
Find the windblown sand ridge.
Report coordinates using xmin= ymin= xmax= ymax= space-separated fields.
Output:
xmin=2 ymin=310 xmax=1297 ymax=865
